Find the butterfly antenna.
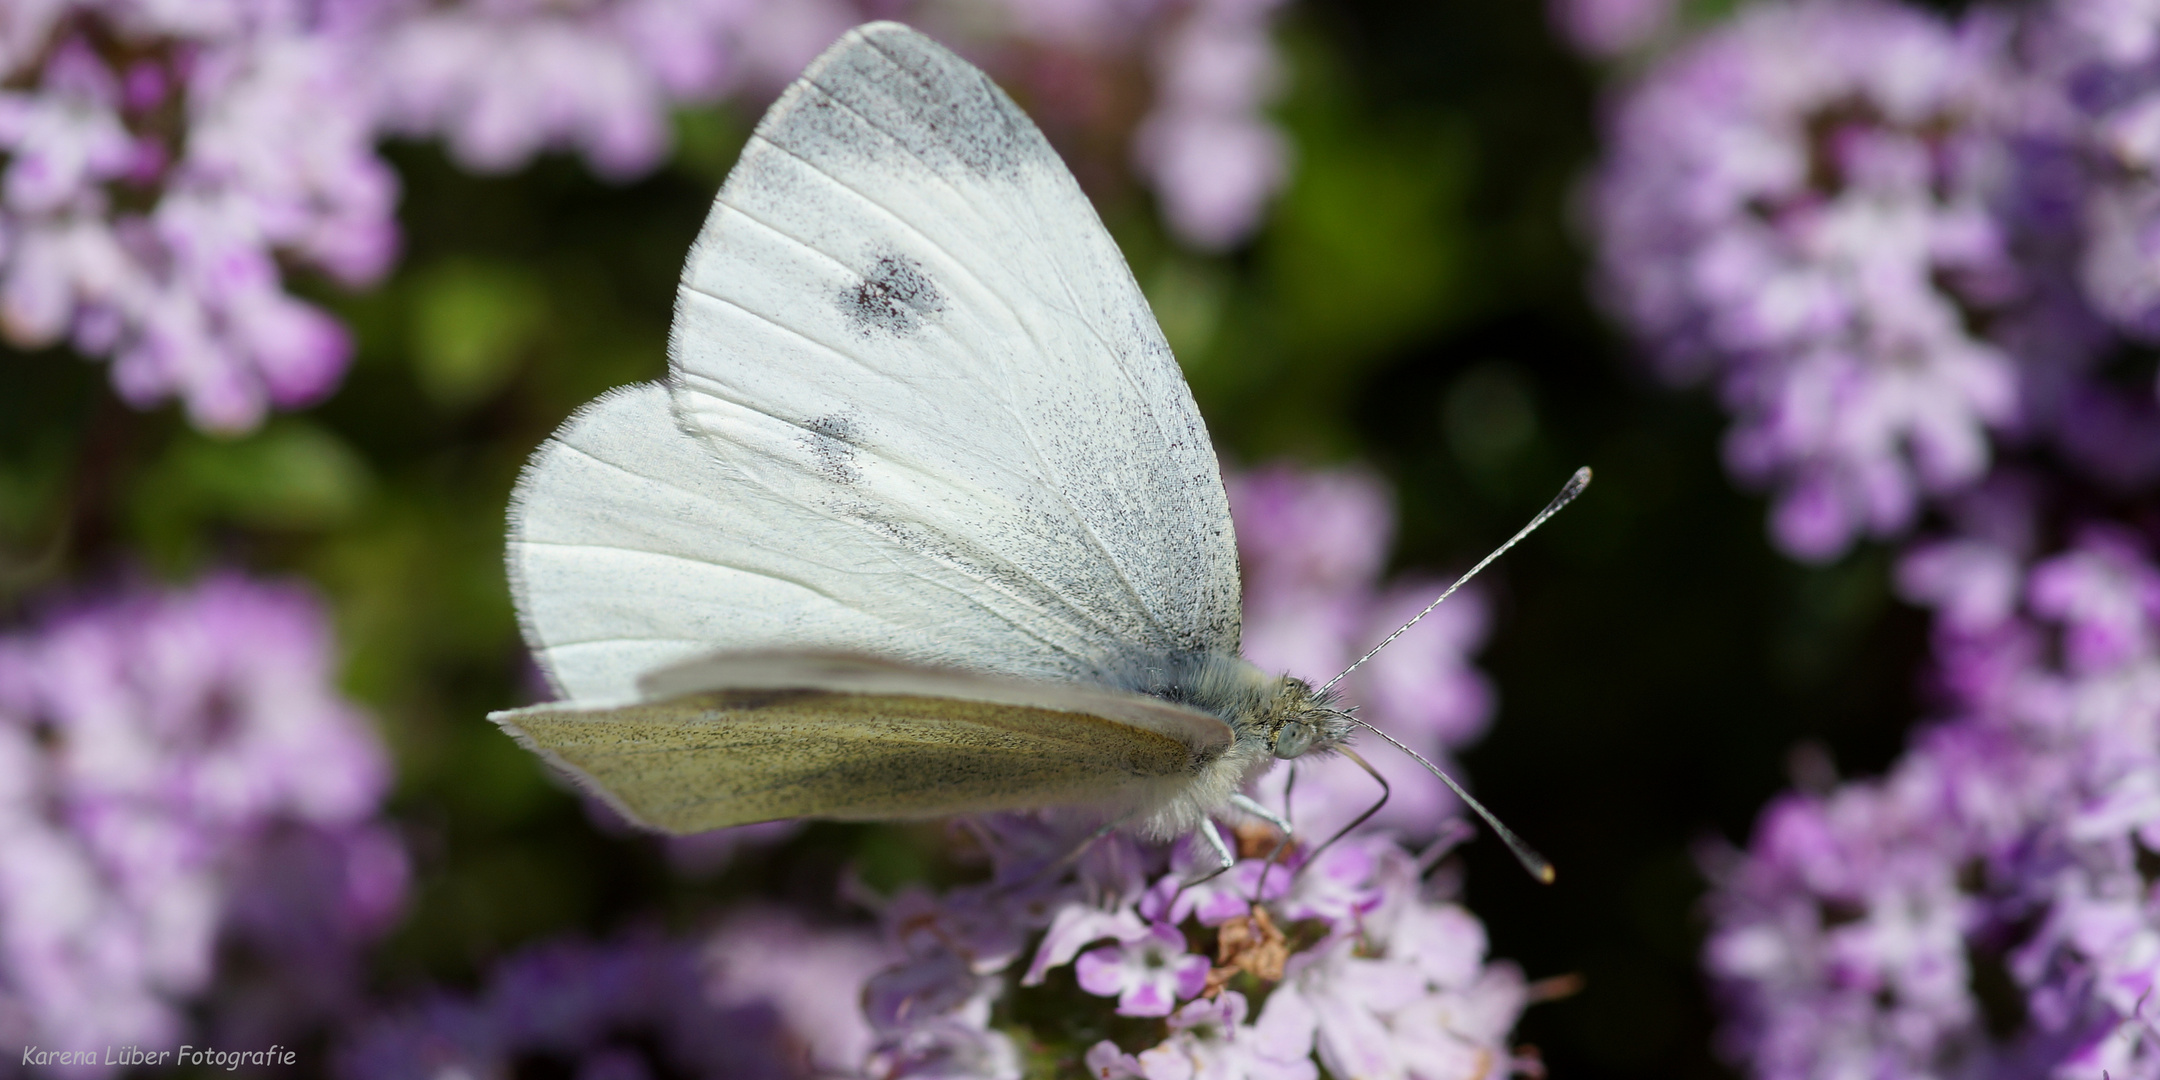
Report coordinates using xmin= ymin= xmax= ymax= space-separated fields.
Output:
xmin=1319 ymin=467 xmax=1591 ymax=695
xmin=1348 ymin=716 xmax=1554 ymax=883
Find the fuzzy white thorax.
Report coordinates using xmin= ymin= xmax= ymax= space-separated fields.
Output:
xmin=1119 ymin=652 xmax=1353 ymax=839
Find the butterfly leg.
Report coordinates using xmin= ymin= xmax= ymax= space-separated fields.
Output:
xmin=1227 ymin=793 xmax=1292 ymax=838
xmin=1182 ymin=817 xmax=1236 ymax=884
xmin=1228 ymin=792 xmax=1295 ymax=904
xmin=1297 ymin=747 xmax=1393 ymax=880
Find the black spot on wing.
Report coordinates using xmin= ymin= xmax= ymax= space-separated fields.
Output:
xmin=801 ymin=412 xmax=863 ymax=484
xmin=842 ymin=251 xmax=944 ymax=337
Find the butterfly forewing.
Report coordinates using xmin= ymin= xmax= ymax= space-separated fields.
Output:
xmin=506 ymin=22 xmax=1241 ymax=706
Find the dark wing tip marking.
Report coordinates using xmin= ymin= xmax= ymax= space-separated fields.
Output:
xmin=806 ymin=21 xmax=1037 ymax=182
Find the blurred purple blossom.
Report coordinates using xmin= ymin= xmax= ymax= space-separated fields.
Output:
xmin=1703 ymin=525 xmax=2160 ymax=1079
xmin=1549 ymin=0 xmax=1678 ymax=57
xmin=967 ymin=0 xmax=1289 ymax=250
xmin=2028 ymin=0 xmax=2160 ymax=340
xmin=0 ymin=1 xmax=394 ymax=432
xmin=706 ymin=906 xmax=898 ymax=1072
xmin=1227 ymin=465 xmax=1497 ymax=841
xmin=0 ymin=573 xmax=405 ymax=1070
xmin=1588 ymin=0 xmax=2160 ymax=556
xmin=1130 ymin=0 xmax=1289 ymax=250
xmin=335 ymin=924 xmax=863 ymax=1080
xmin=367 ymin=0 xmax=856 ymax=179
xmin=1589 ymin=0 xmax=2023 ymax=561
xmin=1086 ymin=991 xmax=1319 ymax=1080
xmin=6 ymin=0 xmax=1291 ymax=434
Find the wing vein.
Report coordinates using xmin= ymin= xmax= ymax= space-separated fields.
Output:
xmin=550 ymin=411 xmax=1119 ymax=670
xmin=672 ymin=231 xmax=1146 ymax=655
xmin=791 ymin=58 xmax=1197 ymax=641
xmin=731 ymin=111 xmax=1172 ymax=645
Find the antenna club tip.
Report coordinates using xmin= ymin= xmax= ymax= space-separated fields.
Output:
xmin=1572 ymin=465 xmax=1592 ymax=487
xmin=1537 ymin=863 xmax=1557 ymax=885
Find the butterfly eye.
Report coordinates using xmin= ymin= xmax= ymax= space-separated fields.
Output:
xmin=1272 ymin=722 xmax=1314 ymax=760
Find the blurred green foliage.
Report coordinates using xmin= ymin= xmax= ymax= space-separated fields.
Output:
xmin=0 ymin=3 xmax=1937 ymax=1078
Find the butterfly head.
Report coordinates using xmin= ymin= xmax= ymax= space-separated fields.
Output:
xmin=1262 ymin=677 xmax=1353 ymax=760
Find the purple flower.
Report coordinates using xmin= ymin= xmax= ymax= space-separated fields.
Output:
xmin=865 ymin=1016 xmax=1023 ymax=1080
xmin=2020 ymin=0 xmax=2160 ymax=342
xmin=1274 ymin=836 xmax=1390 ymax=928
xmin=1593 ymin=0 xmax=2160 ymax=550
xmin=0 ymin=573 xmax=403 ymax=1066
xmin=1253 ymin=839 xmax=1530 ymax=1080
xmin=1138 ymin=846 xmax=1291 ymax=928
xmin=2026 ymin=525 xmax=2160 ymax=672
xmin=847 ymin=801 xmax=1536 ymax=1076
xmin=1025 ymin=902 xmax=1148 ymax=985
xmin=1076 ymin=923 xmax=1211 ymax=1017
xmin=847 ymin=808 xmax=1537 ymax=1078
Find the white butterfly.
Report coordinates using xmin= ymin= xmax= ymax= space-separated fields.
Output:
xmin=492 ymin=21 xmax=1578 ymax=877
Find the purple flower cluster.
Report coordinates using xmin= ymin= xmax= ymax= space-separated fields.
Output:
xmin=338 ymin=911 xmax=893 ymax=1079
xmin=368 ymin=0 xmax=854 ymax=181
xmin=1228 ymin=465 xmax=1497 ymax=841
xmin=0 ymin=573 xmax=406 ymax=1068
xmin=344 ymin=817 xmax=1535 ymax=1080
xmin=1703 ymin=504 xmax=2160 ymax=1078
xmin=1593 ymin=6 xmax=2160 ymax=1073
xmin=2041 ymin=0 xmax=2160 ymax=341
xmin=0 ymin=0 xmax=395 ymax=431
xmin=5 ymin=0 xmax=1293 ymax=433
xmin=1589 ymin=0 xmax=2160 ymax=559
xmin=1590 ymin=0 xmax=2025 ymax=560
xmin=863 ymin=814 xmax=1536 ymax=1080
